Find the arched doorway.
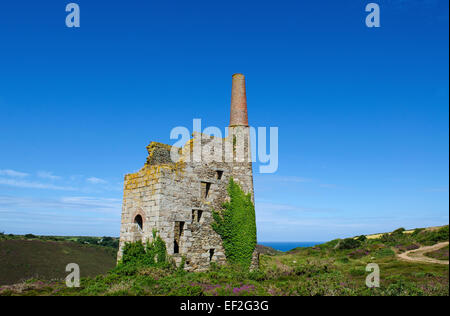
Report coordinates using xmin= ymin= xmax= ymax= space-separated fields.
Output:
xmin=134 ymin=214 xmax=143 ymax=231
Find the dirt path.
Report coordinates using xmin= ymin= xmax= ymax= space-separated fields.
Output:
xmin=398 ymin=241 xmax=449 ymax=265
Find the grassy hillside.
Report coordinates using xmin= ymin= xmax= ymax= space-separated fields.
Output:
xmin=424 ymin=245 xmax=449 ymax=261
xmin=0 ymin=233 xmax=119 ymax=248
xmin=256 ymin=244 xmax=282 ymax=256
xmin=0 ymin=237 xmax=117 ymax=286
xmin=0 ymin=225 xmax=448 ymax=296
xmin=363 ymin=225 xmax=447 ymax=240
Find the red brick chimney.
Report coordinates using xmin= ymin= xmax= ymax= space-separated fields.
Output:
xmin=229 ymin=73 xmax=249 ymax=127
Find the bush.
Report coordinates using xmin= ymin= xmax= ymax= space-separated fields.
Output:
xmin=348 ymin=249 xmax=370 ymax=259
xmin=379 ymin=232 xmax=404 ymax=245
xmin=349 ymin=268 xmax=365 ymax=276
xmin=412 ymin=228 xmax=424 ymax=236
xmin=417 ymin=226 xmax=449 ymax=245
xmin=169 ymin=285 xmax=204 ymax=296
xmin=247 ymin=269 xmax=266 ymax=281
xmin=336 ymin=238 xmax=361 ymax=250
xmin=385 ymin=280 xmax=424 ymax=296
xmin=395 ymin=243 xmax=419 ymax=253
xmin=146 ymin=232 xmax=169 ymax=267
xmin=375 ymin=248 xmax=395 ymax=258
xmin=77 ymin=237 xmax=100 ymax=245
xmin=116 ymin=230 xmax=173 ymax=274
xmin=320 ymin=239 xmax=340 ymax=249
xmin=293 ymin=263 xmax=328 ymax=277
xmin=121 ymin=241 xmax=146 ymax=265
xmin=436 ymin=225 xmax=449 ymax=240
xmin=356 ymin=235 xmax=367 ymax=242
xmin=337 ymin=257 xmax=350 ymax=263
xmin=24 ymin=234 xmax=37 ymax=239
xmin=99 ymin=237 xmax=119 ymax=249
xmin=424 ymin=245 xmax=449 ymax=261
xmin=392 ymin=228 xmax=405 ymax=236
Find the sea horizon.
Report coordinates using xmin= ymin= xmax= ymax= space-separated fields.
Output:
xmin=259 ymin=241 xmax=324 ymax=252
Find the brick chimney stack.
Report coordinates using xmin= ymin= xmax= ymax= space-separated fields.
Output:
xmin=229 ymin=73 xmax=249 ymax=127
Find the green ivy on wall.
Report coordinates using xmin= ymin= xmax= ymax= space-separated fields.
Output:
xmin=212 ymin=177 xmax=257 ymax=269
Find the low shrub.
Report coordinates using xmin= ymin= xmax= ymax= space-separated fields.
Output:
xmin=375 ymin=248 xmax=395 ymax=258
xmin=293 ymin=263 xmax=328 ymax=277
xmin=417 ymin=226 xmax=449 ymax=245
xmin=349 ymin=268 xmax=365 ymax=276
xmin=336 ymin=238 xmax=361 ymax=250
xmin=412 ymin=228 xmax=424 ymax=236
xmin=356 ymin=235 xmax=367 ymax=242
xmin=384 ymin=280 xmax=424 ymax=296
xmin=379 ymin=233 xmax=396 ymax=244
xmin=392 ymin=228 xmax=406 ymax=236
xmin=337 ymin=257 xmax=349 ymax=263
xmin=169 ymin=285 xmax=204 ymax=296
xmin=395 ymin=243 xmax=419 ymax=253
xmin=424 ymin=245 xmax=449 ymax=261
xmin=319 ymin=239 xmax=340 ymax=250
xmin=348 ymin=249 xmax=370 ymax=259
xmin=247 ymin=269 xmax=266 ymax=281
xmin=115 ymin=230 xmax=174 ymax=275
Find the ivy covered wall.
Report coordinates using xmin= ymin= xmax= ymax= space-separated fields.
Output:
xmin=212 ymin=178 xmax=257 ymax=269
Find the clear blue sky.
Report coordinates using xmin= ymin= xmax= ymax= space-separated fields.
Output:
xmin=0 ymin=1 xmax=448 ymax=241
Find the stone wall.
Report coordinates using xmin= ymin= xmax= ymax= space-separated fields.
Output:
xmin=118 ymin=126 xmax=257 ymax=271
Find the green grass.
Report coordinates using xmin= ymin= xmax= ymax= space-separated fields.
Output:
xmin=0 ymin=239 xmax=116 ymax=285
xmin=2 ymin=246 xmax=447 ymax=296
xmin=0 ymin=233 xmax=119 ymax=248
xmin=424 ymin=245 xmax=449 ymax=261
xmin=0 ymin=225 xmax=448 ymax=296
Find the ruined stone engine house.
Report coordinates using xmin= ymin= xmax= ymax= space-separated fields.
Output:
xmin=118 ymin=74 xmax=256 ymax=271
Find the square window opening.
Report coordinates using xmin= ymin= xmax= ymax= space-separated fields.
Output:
xmin=174 ymin=221 xmax=185 ymax=254
xmin=201 ymin=182 xmax=212 ymax=199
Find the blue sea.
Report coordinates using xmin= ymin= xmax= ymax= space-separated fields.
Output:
xmin=259 ymin=242 xmax=323 ymax=252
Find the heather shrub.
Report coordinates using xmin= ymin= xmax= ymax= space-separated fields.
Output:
xmin=392 ymin=228 xmax=406 ymax=236
xmin=375 ymin=248 xmax=395 ymax=258
xmin=336 ymin=238 xmax=360 ymax=250
xmin=349 ymin=268 xmax=365 ymax=276
xmin=348 ymin=248 xmax=370 ymax=259
xmin=356 ymin=235 xmax=367 ymax=242
xmin=417 ymin=225 xmax=449 ymax=245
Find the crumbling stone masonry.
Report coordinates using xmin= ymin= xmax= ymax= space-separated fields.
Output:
xmin=117 ymin=74 xmax=258 ymax=271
